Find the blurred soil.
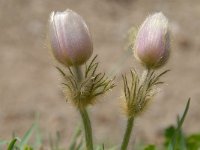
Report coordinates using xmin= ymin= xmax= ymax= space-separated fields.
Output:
xmin=0 ymin=0 xmax=200 ymax=149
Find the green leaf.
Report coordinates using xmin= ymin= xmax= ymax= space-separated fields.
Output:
xmin=33 ymin=124 xmax=42 ymax=150
xmin=76 ymin=138 xmax=83 ymax=150
xmin=168 ymin=98 xmax=190 ymax=150
xmin=69 ymin=125 xmax=82 ymax=150
xmin=95 ymin=144 xmax=104 ymax=150
xmin=164 ymin=126 xmax=176 ymax=147
xmin=7 ymin=138 xmax=18 ymax=150
xmin=178 ymin=127 xmax=187 ymax=150
xmin=186 ymin=134 xmax=200 ymax=150
xmin=19 ymin=124 xmax=36 ymax=150
xmin=144 ymin=145 xmax=156 ymax=150
xmin=23 ymin=145 xmax=33 ymax=150
xmin=165 ymin=126 xmax=176 ymax=139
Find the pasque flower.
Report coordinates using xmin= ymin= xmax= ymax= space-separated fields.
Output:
xmin=49 ymin=10 xmax=115 ymax=150
xmin=134 ymin=12 xmax=170 ymax=69
xmin=49 ymin=9 xmax=93 ymax=66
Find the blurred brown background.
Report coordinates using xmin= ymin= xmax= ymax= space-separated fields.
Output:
xmin=0 ymin=0 xmax=200 ymax=148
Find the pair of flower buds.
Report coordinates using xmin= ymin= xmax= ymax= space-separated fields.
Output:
xmin=49 ymin=9 xmax=169 ymax=69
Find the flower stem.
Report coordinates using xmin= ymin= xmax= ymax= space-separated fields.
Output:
xmin=79 ymin=108 xmax=94 ymax=150
xmin=73 ymin=65 xmax=83 ymax=83
xmin=73 ymin=66 xmax=94 ymax=150
xmin=120 ymin=117 xmax=134 ymax=150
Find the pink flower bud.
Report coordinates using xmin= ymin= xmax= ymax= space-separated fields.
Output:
xmin=134 ymin=12 xmax=170 ymax=69
xmin=49 ymin=9 xmax=93 ymax=66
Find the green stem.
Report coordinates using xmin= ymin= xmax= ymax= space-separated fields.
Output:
xmin=79 ymin=108 xmax=94 ymax=150
xmin=73 ymin=66 xmax=83 ymax=83
xmin=120 ymin=117 xmax=134 ymax=150
xmin=73 ymin=66 xmax=94 ymax=150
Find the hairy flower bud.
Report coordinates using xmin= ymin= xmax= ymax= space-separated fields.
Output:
xmin=49 ymin=9 xmax=93 ymax=66
xmin=134 ymin=12 xmax=170 ymax=69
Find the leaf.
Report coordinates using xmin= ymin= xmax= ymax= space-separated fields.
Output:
xmin=164 ymin=126 xmax=176 ymax=147
xmin=186 ymin=134 xmax=200 ymax=150
xmin=7 ymin=138 xmax=18 ymax=150
xmin=33 ymin=124 xmax=42 ymax=150
xmin=168 ymin=98 xmax=190 ymax=150
xmin=178 ymin=127 xmax=187 ymax=150
xmin=19 ymin=124 xmax=36 ymax=150
xmin=144 ymin=144 xmax=156 ymax=150
xmin=69 ymin=125 xmax=82 ymax=150
xmin=76 ymin=138 xmax=83 ymax=150
xmin=23 ymin=145 xmax=33 ymax=150
xmin=95 ymin=144 xmax=104 ymax=150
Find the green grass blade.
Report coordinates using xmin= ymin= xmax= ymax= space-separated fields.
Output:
xmin=33 ymin=124 xmax=42 ymax=149
xmin=168 ymin=98 xmax=190 ymax=150
xmin=144 ymin=145 xmax=156 ymax=150
xmin=179 ymin=129 xmax=187 ymax=150
xmin=177 ymin=99 xmax=190 ymax=130
xmin=19 ymin=124 xmax=36 ymax=150
xmin=76 ymin=138 xmax=83 ymax=150
xmin=7 ymin=138 xmax=18 ymax=150
xmin=95 ymin=144 xmax=104 ymax=150
xmin=69 ymin=125 xmax=82 ymax=150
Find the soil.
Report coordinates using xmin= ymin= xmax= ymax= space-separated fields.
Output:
xmin=0 ymin=0 xmax=200 ymax=149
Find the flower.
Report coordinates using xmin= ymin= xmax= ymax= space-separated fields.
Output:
xmin=134 ymin=12 xmax=170 ymax=69
xmin=49 ymin=9 xmax=93 ymax=66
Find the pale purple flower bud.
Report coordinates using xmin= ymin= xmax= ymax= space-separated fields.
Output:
xmin=49 ymin=9 xmax=93 ymax=66
xmin=134 ymin=12 xmax=170 ymax=68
